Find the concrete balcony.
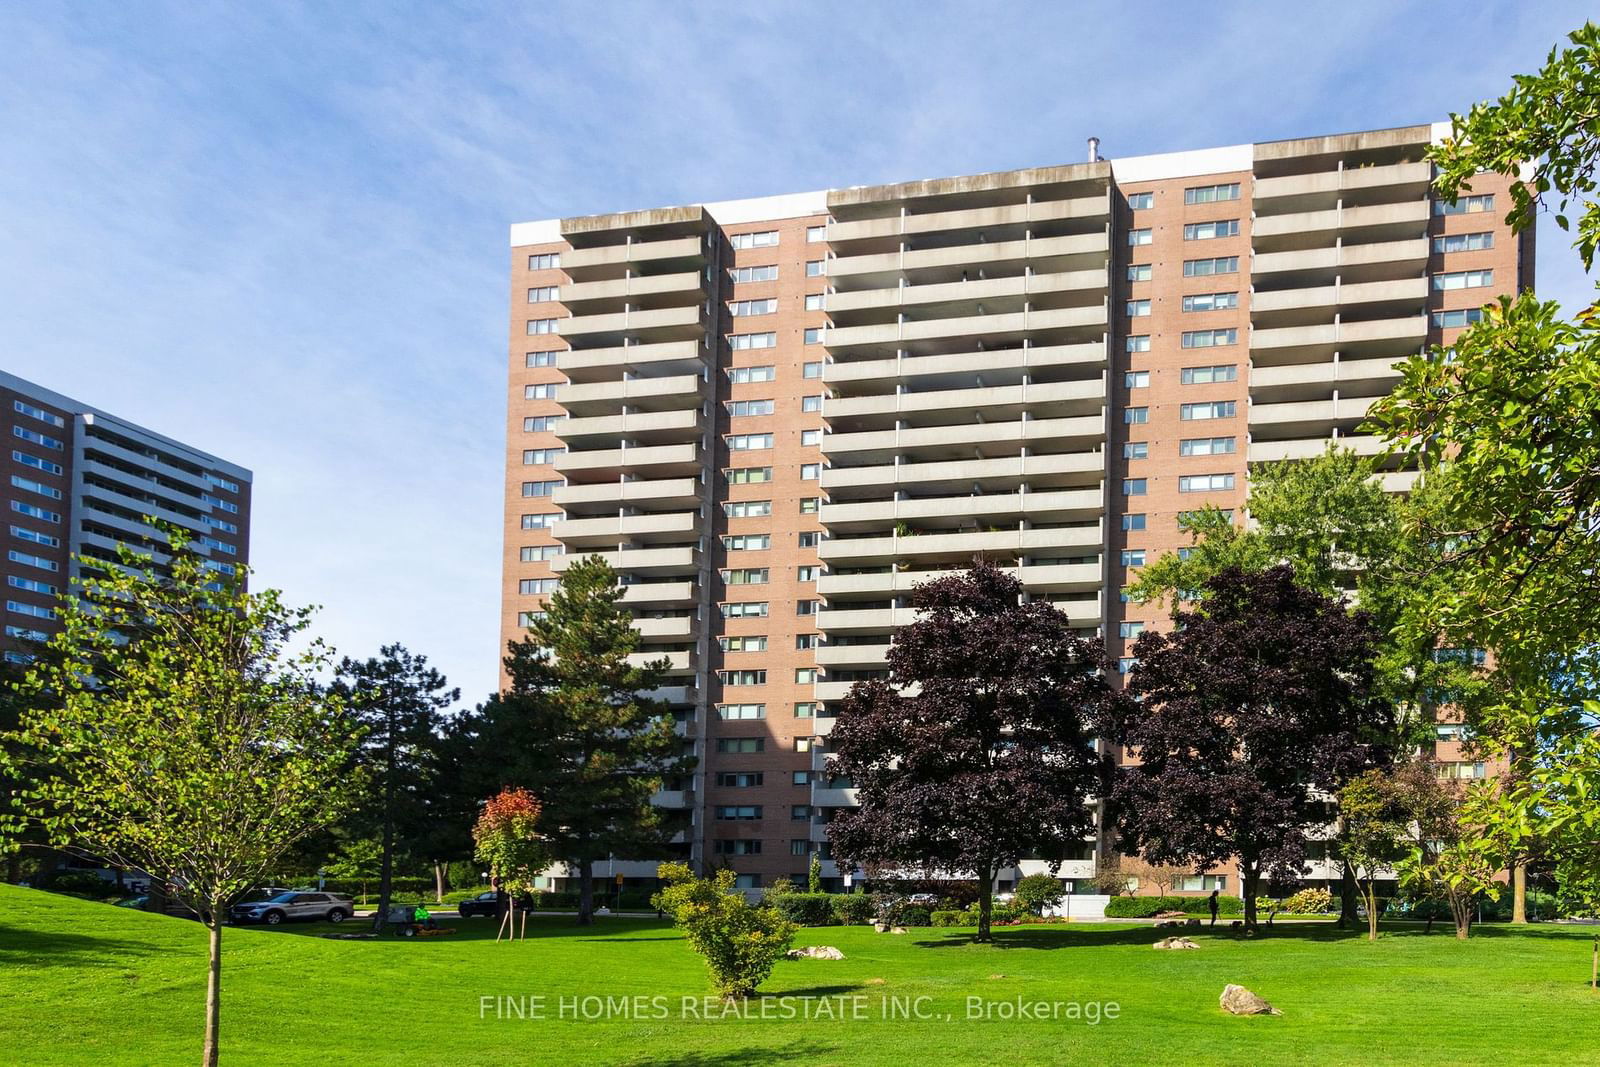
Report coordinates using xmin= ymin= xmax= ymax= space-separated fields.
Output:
xmin=552 ymin=476 xmax=702 ymax=513
xmin=1250 ymin=315 xmax=1427 ymax=360
xmin=560 ymin=235 xmax=706 ymax=274
xmin=1249 ymin=276 xmax=1427 ymax=317
xmin=629 ymin=648 xmax=696 ymax=674
xmin=1251 ymin=238 xmax=1429 ymax=280
xmin=556 ymin=373 xmax=704 ymax=414
xmin=816 ymin=642 xmax=893 ymax=668
xmin=560 ymin=304 xmax=707 ymax=343
xmin=1380 ymin=470 xmax=1420 ymax=493
xmin=560 ymin=270 xmax=702 ymax=308
xmin=820 ymin=450 xmax=1105 ymax=498
xmin=557 ymin=340 xmax=707 ymax=382
xmin=824 ymin=414 xmax=1105 ymax=463
xmin=1251 ymin=200 xmax=1429 ymax=245
xmin=812 ymin=679 xmax=863 ymax=702
xmin=824 ymin=303 xmax=1108 ymax=351
xmin=820 ymin=525 xmax=1103 ymax=567
xmin=1253 ymin=160 xmax=1432 ymax=206
xmin=819 ymin=487 xmax=1104 ymax=533
xmin=552 ymin=544 xmax=701 ymax=576
xmin=823 ymin=341 xmax=1106 ymax=389
xmin=829 ymin=232 xmax=1110 ymax=286
xmin=812 ymin=787 xmax=861 ymax=808
xmin=824 ymin=377 xmax=1105 ymax=428
xmin=1249 ymin=355 xmax=1404 ymax=401
xmin=815 ymin=605 xmax=918 ymax=634
xmin=619 ymin=580 xmax=699 ymax=607
xmin=559 ymin=408 xmax=701 ymax=444
xmin=818 ymin=561 xmax=1102 ymax=600
xmin=633 ymin=615 xmax=696 ymax=640
xmin=1247 ymin=434 xmax=1384 ymax=463
xmin=553 ymin=442 xmax=703 ymax=479
xmin=552 ymin=510 xmax=700 ymax=547
xmin=825 ymin=269 xmax=1106 ymax=316
xmin=1248 ymin=394 xmax=1380 ymax=438
xmin=825 ymin=195 xmax=1107 ymax=244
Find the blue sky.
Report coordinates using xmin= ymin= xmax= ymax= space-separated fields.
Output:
xmin=1 ymin=1 xmax=1593 ymax=704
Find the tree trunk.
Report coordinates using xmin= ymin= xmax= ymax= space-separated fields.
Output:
xmin=4 ymin=849 xmax=20 ymax=885
xmin=1450 ymin=892 xmax=1472 ymax=940
xmin=1511 ymin=856 xmax=1528 ymax=924
xmin=1242 ymin=867 xmax=1260 ymax=929
xmin=1364 ymin=882 xmax=1379 ymax=941
xmin=202 ymin=912 xmax=222 ymax=1067
xmin=1337 ymin=862 xmax=1359 ymax=928
xmin=433 ymin=861 xmax=446 ymax=903
xmin=974 ymin=860 xmax=995 ymax=943
xmin=577 ymin=859 xmax=594 ymax=926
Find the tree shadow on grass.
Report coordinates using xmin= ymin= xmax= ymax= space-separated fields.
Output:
xmin=0 ymin=924 xmax=163 ymax=966
xmin=908 ymin=922 xmax=1416 ymax=950
xmin=624 ymin=1040 xmax=838 ymax=1066
xmin=767 ymin=984 xmax=868 ymax=998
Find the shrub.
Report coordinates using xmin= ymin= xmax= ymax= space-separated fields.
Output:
xmin=1014 ymin=873 xmax=1066 ymax=916
xmin=446 ymin=860 xmax=480 ymax=891
xmin=930 ymin=909 xmax=968 ymax=927
xmin=898 ymin=905 xmax=932 ymax=927
xmin=831 ymin=894 xmax=874 ymax=925
xmin=1103 ymin=895 xmax=1167 ymax=918
xmin=769 ymin=893 xmax=836 ymax=927
xmin=653 ymin=863 xmax=796 ymax=998
xmin=39 ymin=871 xmax=124 ymax=900
xmin=1284 ymin=887 xmax=1336 ymax=914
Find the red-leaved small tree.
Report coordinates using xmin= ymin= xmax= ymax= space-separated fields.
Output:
xmin=472 ymin=788 xmax=548 ymax=941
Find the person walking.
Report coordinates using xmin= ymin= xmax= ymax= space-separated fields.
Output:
xmin=1208 ymin=889 xmax=1220 ymax=927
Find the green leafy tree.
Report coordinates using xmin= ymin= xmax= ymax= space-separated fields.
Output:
xmin=1014 ymin=873 xmax=1066 ymax=916
xmin=807 ymin=852 xmax=823 ymax=894
xmin=1393 ymin=760 xmax=1504 ymax=941
xmin=1335 ymin=769 xmax=1414 ymax=941
xmin=0 ymin=526 xmax=360 ymax=1067
xmin=653 ymin=862 xmax=796 ymax=998
xmin=462 ymin=554 xmax=694 ymax=925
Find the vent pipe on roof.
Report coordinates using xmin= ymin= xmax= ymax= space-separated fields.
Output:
xmin=1087 ymin=136 xmax=1101 ymax=163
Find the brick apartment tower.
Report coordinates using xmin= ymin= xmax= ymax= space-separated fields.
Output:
xmin=503 ymin=124 xmax=1532 ymax=895
xmin=1 ymin=371 xmax=252 ymax=665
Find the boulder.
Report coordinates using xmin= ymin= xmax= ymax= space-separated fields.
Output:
xmin=873 ymin=922 xmax=889 ymax=933
xmin=1153 ymin=910 xmax=1187 ymax=920
xmin=1219 ymin=984 xmax=1280 ymax=1016
xmin=786 ymin=946 xmax=845 ymax=960
xmin=1185 ymin=918 xmax=1202 ymax=928
xmin=890 ymin=926 xmax=909 ymax=934
xmin=1152 ymin=937 xmax=1198 ymax=950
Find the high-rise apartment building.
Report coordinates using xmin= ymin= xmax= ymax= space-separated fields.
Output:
xmin=1 ymin=371 xmax=253 ymax=664
xmin=502 ymin=123 xmax=1532 ymax=894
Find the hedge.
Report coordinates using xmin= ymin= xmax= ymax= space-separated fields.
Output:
xmin=930 ymin=910 xmax=967 ymax=927
xmin=769 ymin=893 xmax=836 ymax=926
xmin=1103 ymin=895 xmax=1243 ymax=918
xmin=831 ymin=894 xmax=875 ymax=925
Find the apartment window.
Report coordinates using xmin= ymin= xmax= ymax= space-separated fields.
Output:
xmin=1127 ymin=191 xmax=1154 ymax=210
xmin=726 ymin=432 xmax=774 ymax=451
xmin=1180 ymin=400 xmax=1236 ymax=420
xmin=13 ymin=427 xmax=63 ymax=451
xmin=519 ymin=545 xmax=562 ymax=562
xmin=1179 ymin=875 xmax=1228 ymax=891
xmin=730 ymin=299 xmax=779 ymax=317
xmin=1179 ymin=436 xmax=1237 ymax=456
xmin=1128 ymin=228 xmax=1153 ymax=246
xmin=1127 ymin=263 xmax=1153 ymax=283
xmin=724 ymin=500 xmax=772 ymax=518
xmin=721 ymin=601 xmax=769 ymax=618
xmin=731 ymin=230 xmax=779 ymax=249
xmin=1119 ymin=622 xmax=1145 ymax=638
xmin=1123 ymin=442 xmax=1148 ymax=460
xmin=1181 ymin=364 xmax=1238 ymax=385
xmin=1181 ymin=328 xmax=1237 ymax=348
xmin=1124 ymin=371 xmax=1150 ymax=389
xmin=518 ymin=578 xmax=558 ymax=595
xmin=1433 ymin=308 xmax=1485 ymax=328
xmin=1184 ymin=182 xmax=1240 ymax=204
xmin=794 ymin=702 xmax=816 ymax=718
xmin=795 ymin=600 xmax=818 ymax=616
xmin=13 ymin=452 xmax=62 ymax=476
xmin=1434 ymin=231 xmax=1494 ymax=253
xmin=1126 ymin=335 xmax=1151 ymax=353
xmin=712 ymin=840 xmax=762 ymax=857
xmin=801 ymin=428 xmax=821 ymax=446
xmin=523 ymin=383 xmax=558 ymax=400
xmin=1126 ymin=299 xmax=1151 ymax=317
xmin=730 ymin=331 xmax=777 ymax=350
xmin=1121 ymin=550 xmax=1145 ymax=567
xmin=1435 ymin=723 xmax=1469 ymax=742
xmin=5 ymin=624 xmax=48 ymax=642
xmin=795 ymin=738 xmax=813 ymax=752
xmin=1179 ymin=473 xmax=1236 ymax=492
xmin=714 ymin=805 xmax=763 ymax=820
xmin=795 ymin=667 xmax=817 ymax=684
xmin=523 ymin=415 xmax=563 ymax=432
xmin=791 ymin=805 xmax=812 ymax=820
xmin=727 ymin=399 xmax=776 ymax=417
xmin=805 ymin=294 xmax=824 ymax=311
xmin=726 ymin=466 xmax=773 ymax=484
xmin=1118 ymin=657 xmax=1136 ymax=674
xmin=520 ymin=513 xmax=558 ymax=530
xmin=528 ymin=253 xmax=560 ymax=270
xmin=799 ymin=497 xmax=819 ymax=513
xmin=1433 ymin=269 xmax=1493 ymax=290
xmin=206 ymin=473 xmax=240 ymax=494
xmin=803 ymin=327 xmax=823 ymax=345
xmin=10 ymin=476 xmax=61 ymax=500
xmin=796 ymin=565 xmax=819 ymax=581
xmin=13 ymin=400 xmax=64 ymax=428
xmin=525 ymin=351 xmax=559 ymax=368
xmin=795 ymin=634 xmax=818 ymax=652
xmin=526 ymin=286 xmax=559 ymax=302
xmin=1435 ymin=195 xmax=1494 ymax=215
xmin=1177 ymin=509 xmax=1233 ymax=525
xmin=801 ymin=395 xmax=822 ymax=413
xmin=522 ymin=448 xmax=565 ymax=464
xmin=730 ymin=264 xmax=779 ymax=283
xmin=802 ymin=362 xmax=823 ymax=379
xmin=1123 ymin=478 xmax=1147 ymax=496
xmin=721 ymin=567 xmax=769 ymax=585
xmin=792 ymin=775 xmax=813 ymax=791
xmin=723 ymin=533 xmax=771 ymax=551
xmin=1122 ymin=514 xmax=1146 ymax=531
xmin=800 ymin=463 xmax=820 ymax=480
xmin=205 ymin=515 xmax=238 ymax=534
xmin=716 ymin=700 xmax=766 ymax=717
xmin=1438 ymin=761 xmax=1488 ymax=780
xmin=6 ymin=601 xmax=54 ymax=620
xmin=806 ymin=224 xmax=827 ymax=243
xmin=718 ymin=669 xmax=767 ymax=686
xmin=521 ymin=480 xmax=563 ymax=497
xmin=1183 ymin=256 xmax=1239 ymax=277
xmin=526 ymin=318 xmax=558 ymax=335
xmin=797 ymin=531 xmax=819 ymax=548
xmin=1183 ymin=220 xmax=1239 ymax=240
xmin=716 ymin=771 xmax=764 ymax=787
xmin=10 ymin=526 xmax=58 ymax=548
xmin=1124 ymin=407 xmax=1148 ymax=424
xmin=805 ymin=260 xmax=826 ymax=276
xmin=8 ymin=550 xmax=57 ymax=573
xmin=1181 ymin=292 xmax=1239 ymax=312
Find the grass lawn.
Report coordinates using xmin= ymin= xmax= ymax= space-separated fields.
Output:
xmin=2 ymin=884 xmax=1595 ymax=1066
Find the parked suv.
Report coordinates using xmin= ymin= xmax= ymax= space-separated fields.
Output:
xmin=230 ymin=891 xmax=353 ymax=926
xmin=458 ymin=891 xmax=507 ymax=918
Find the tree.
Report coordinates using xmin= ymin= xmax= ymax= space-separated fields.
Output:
xmin=1014 ymin=873 xmax=1066 ymax=916
xmin=0 ymin=527 xmax=360 ymax=1067
xmin=1111 ymin=566 xmax=1394 ymax=929
xmin=1335 ymin=770 xmax=1414 ymax=941
xmin=807 ymin=852 xmax=823 ymax=894
xmin=461 ymin=554 xmax=694 ymax=925
xmin=1123 ymin=854 xmax=1188 ymax=898
xmin=827 ymin=561 xmax=1112 ymax=942
xmin=1390 ymin=761 xmax=1504 ymax=940
xmin=332 ymin=644 xmax=457 ymax=927
xmin=653 ymin=863 xmax=796 ymax=998
xmin=473 ymin=788 xmax=548 ymax=941
xmin=1088 ymin=864 xmax=1135 ymax=897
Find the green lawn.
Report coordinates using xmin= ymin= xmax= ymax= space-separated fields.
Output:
xmin=2 ymin=884 xmax=1595 ymax=1066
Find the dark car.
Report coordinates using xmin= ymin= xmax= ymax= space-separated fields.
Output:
xmin=458 ymin=891 xmax=507 ymax=918
xmin=229 ymin=890 xmax=353 ymax=926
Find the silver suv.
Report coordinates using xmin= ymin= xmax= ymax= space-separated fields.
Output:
xmin=230 ymin=890 xmax=353 ymax=926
